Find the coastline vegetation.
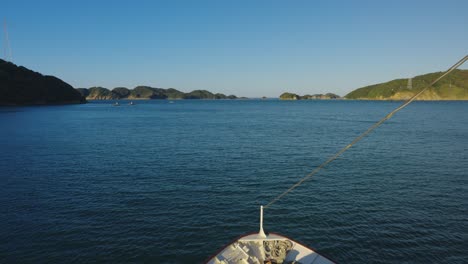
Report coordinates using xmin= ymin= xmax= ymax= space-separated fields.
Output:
xmin=345 ymin=69 xmax=468 ymax=100
xmin=77 ymin=86 xmax=238 ymax=100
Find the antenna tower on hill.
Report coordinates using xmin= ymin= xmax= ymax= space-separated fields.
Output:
xmin=407 ymin=78 xmax=412 ymax=90
xmin=3 ymin=19 xmax=12 ymax=62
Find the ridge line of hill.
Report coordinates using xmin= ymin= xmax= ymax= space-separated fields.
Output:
xmin=345 ymin=69 xmax=468 ymax=100
xmin=0 ymin=59 xmax=85 ymax=106
xmin=76 ymin=86 xmax=239 ymax=100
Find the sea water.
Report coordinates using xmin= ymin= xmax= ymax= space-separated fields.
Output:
xmin=0 ymin=100 xmax=466 ymax=263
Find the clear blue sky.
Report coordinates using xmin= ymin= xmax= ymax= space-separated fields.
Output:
xmin=3 ymin=0 xmax=468 ymax=97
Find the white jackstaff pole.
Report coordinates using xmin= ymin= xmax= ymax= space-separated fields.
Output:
xmin=258 ymin=206 xmax=266 ymax=238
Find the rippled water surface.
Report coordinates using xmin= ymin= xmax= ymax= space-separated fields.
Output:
xmin=0 ymin=100 xmax=467 ymax=263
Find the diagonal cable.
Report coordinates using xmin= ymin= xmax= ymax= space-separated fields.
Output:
xmin=265 ymin=55 xmax=468 ymax=209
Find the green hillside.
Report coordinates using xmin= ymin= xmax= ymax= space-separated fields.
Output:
xmin=0 ymin=59 xmax=85 ymax=105
xmin=77 ymin=86 xmax=238 ymax=100
xmin=345 ymin=69 xmax=468 ymax=100
xmin=279 ymin=92 xmax=341 ymax=100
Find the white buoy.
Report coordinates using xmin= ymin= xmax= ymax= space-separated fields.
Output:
xmin=258 ymin=206 xmax=266 ymax=238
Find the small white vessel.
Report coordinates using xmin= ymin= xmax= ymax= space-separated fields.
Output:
xmin=113 ymin=102 xmax=120 ymax=106
xmin=207 ymin=207 xmax=334 ymax=264
xmin=129 ymin=101 xmax=134 ymax=105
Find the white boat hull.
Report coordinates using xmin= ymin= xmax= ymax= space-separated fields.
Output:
xmin=207 ymin=233 xmax=334 ymax=264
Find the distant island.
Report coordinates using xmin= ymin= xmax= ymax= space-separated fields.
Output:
xmin=3 ymin=57 xmax=467 ymax=105
xmin=77 ymin=86 xmax=238 ymax=100
xmin=0 ymin=59 xmax=85 ymax=106
xmin=345 ymin=69 xmax=468 ymax=100
xmin=279 ymin=92 xmax=341 ymax=100
xmin=0 ymin=59 xmax=240 ymax=105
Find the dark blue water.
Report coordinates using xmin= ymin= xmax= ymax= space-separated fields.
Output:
xmin=0 ymin=100 xmax=467 ymax=263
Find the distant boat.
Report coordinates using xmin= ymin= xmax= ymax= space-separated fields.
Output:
xmin=169 ymin=101 xmax=174 ymax=104
xmin=113 ymin=102 xmax=120 ymax=106
xmin=129 ymin=101 xmax=134 ymax=105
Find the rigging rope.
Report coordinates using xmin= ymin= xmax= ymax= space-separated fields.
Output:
xmin=265 ymin=55 xmax=468 ymax=209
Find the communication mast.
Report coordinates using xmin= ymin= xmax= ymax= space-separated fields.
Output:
xmin=3 ymin=19 xmax=12 ymax=62
xmin=407 ymin=78 xmax=412 ymax=90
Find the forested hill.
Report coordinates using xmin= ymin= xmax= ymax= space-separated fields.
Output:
xmin=77 ymin=86 xmax=238 ymax=100
xmin=345 ymin=69 xmax=468 ymax=100
xmin=0 ymin=59 xmax=85 ymax=105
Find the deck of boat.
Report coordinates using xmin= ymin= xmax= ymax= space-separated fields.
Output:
xmin=207 ymin=233 xmax=334 ymax=264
